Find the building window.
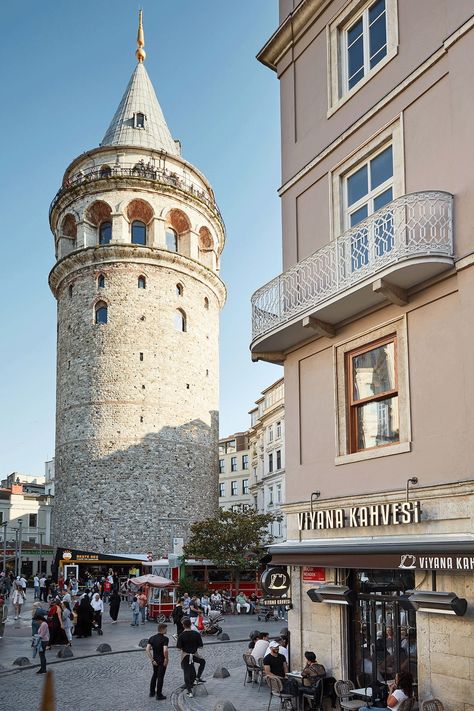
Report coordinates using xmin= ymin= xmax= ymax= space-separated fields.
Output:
xmin=174 ymin=309 xmax=186 ymax=332
xmin=99 ymin=221 xmax=112 ymax=245
xmin=95 ymin=301 xmax=108 ymax=325
xmin=219 ymin=459 xmax=225 ymax=474
xmin=242 ymin=454 xmax=249 ymax=470
xmin=344 ymin=0 xmax=387 ymax=92
xmin=230 ymin=456 xmax=237 ymax=472
xmin=204 ymin=297 xmax=209 ymax=310
xmin=276 ymin=450 xmax=281 ymax=470
xmin=166 ymin=228 xmax=178 ymax=252
xmin=276 ymin=421 xmax=282 ymax=438
xmin=231 ymin=481 xmax=237 ymax=496
xmin=131 ymin=220 xmax=147 ymax=245
xmin=268 ymin=453 xmax=273 ymax=473
xmin=138 ymin=276 xmax=146 ymax=289
xmin=176 ymin=283 xmax=183 ymax=297
xmin=345 ymin=144 xmax=394 ymax=269
xmin=29 ymin=513 xmax=37 ymax=527
xmin=268 ymin=486 xmax=274 ymax=506
xmin=328 ymin=0 xmax=398 ymax=110
xmin=268 ymin=426 xmax=273 ymax=442
xmin=276 ymin=483 xmax=282 ymax=504
xmin=98 ymin=274 xmax=105 ymax=289
xmin=134 ymin=112 xmax=145 ymax=128
xmin=242 ymin=479 xmax=249 ymax=495
xmin=68 ymin=284 xmax=73 ymax=299
xmin=219 ymin=482 xmax=225 ymax=498
xmin=346 ymin=335 xmax=399 ymax=452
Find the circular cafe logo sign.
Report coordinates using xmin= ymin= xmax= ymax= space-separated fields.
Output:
xmin=261 ymin=567 xmax=291 ymax=597
xmin=63 ymin=550 xmax=73 ymax=560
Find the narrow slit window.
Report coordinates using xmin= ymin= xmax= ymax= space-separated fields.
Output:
xmin=98 ymin=274 xmax=105 ymax=289
xmin=138 ymin=276 xmax=146 ymax=289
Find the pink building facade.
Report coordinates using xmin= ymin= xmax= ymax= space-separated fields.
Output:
xmin=252 ymin=1 xmax=474 ymax=707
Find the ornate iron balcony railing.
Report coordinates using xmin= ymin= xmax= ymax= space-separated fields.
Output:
xmin=251 ymin=191 xmax=453 ymax=343
xmin=49 ymin=163 xmax=223 ymax=224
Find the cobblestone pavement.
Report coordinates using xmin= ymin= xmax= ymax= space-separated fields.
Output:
xmin=2 ymin=644 xmax=246 ymax=711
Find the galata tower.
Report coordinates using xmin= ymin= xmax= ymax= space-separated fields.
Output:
xmin=49 ymin=13 xmax=226 ymax=553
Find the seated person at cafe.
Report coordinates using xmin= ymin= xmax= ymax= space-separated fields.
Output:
xmin=359 ymin=671 xmax=414 ymax=711
xmin=278 ymin=636 xmax=289 ymax=663
xmin=264 ymin=640 xmax=299 ymax=696
xmin=251 ymin=631 xmax=270 ymax=662
xmin=301 ymin=651 xmax=325 ymax=684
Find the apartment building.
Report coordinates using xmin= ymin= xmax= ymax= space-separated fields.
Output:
xmin=252 ymin=1 xmax=474 ymax=706
xmin=218 ymin=433 xmax=252 ymax=512
xmin=249 ymin=378 xmax=286 ymax=541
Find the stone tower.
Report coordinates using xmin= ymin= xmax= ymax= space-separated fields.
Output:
xmin=49 ymin=13 xmax=226 ymax=553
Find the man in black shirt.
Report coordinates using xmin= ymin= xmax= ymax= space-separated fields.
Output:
xmin=263 ymin=640 xmax=288 ymax=678
xmin=176 ymin=617 xmax=206 ymax=697
xmin=146 ymin=623 xmax=169 ymax=700
xmin=172 ymin=598 xmax=185 ymax=639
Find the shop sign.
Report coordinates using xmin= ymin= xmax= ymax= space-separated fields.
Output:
xmin=399 ymin=554 xmax=474 ymax=571
xmin=260 ymin=597 xmax=291 ymax=606
xmin=261 ymin=566 xmax=291 ymax=597
xmin=302 ymin=566 xmax=325 ymax=582
xmin=62 ymin=550 xmax=72 ymax=560
xmin=76 ymin=553 xmax=99 ymax=561
xmin=298 ymin=500 xmax=421 ymax=531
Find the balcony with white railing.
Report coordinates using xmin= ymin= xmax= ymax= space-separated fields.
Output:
xmin=251 ymin=191 xmax=454 ymax=360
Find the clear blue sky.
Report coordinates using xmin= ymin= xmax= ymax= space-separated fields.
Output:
xmin=0 ymin=1 xmax=282 ymax=475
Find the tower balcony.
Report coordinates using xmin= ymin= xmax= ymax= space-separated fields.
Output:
xmin=251 ymin=191 xmax=453 ymax=361
xmin=49 ymin=162 xmax=224 ymax=225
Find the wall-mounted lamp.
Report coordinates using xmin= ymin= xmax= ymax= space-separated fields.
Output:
xmin=307 ymin=584 xmax=356 ymax=606
xmin=408 ymin=590 xmax=467 ymax=616
xmin=310 ymin=491 xmax=321 ymax=513
xmin=406 ymin=477 xmax=418 ymax=502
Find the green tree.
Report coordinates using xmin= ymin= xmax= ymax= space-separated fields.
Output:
xmin=183 ymin=509 xmax=278 ymax=590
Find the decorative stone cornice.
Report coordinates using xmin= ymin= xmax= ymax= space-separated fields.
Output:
xmin=257 ymin=0 xmax=330 ymax=71
xmin=48 ymin=244 xmax=227 ymax=306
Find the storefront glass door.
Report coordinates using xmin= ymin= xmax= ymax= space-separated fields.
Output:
xmin=349 ymin=569 xmax=417 ymax=700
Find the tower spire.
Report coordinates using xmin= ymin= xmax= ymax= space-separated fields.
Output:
xmin=136 ymin=9 xmax=146 ymax=63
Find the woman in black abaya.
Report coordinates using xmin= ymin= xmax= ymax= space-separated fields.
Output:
xmin=109 ymin=590 xmax=121 ymax=623
xmin=74 ymin=594 xmax=94 ymax=638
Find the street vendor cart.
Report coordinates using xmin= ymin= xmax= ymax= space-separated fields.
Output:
xmin=129 ymin=573 xmax=176 ymax=623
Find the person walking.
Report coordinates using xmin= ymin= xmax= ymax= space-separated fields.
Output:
xmin=47 ymin=599 xmax=68 ymax=647
xmin=172 ymin=597 xmax=185 ymax=640
xmin=137 ymin=590 xmax=147 ymax=624
xmin=91 ymin=592 xmax=104 ymax=635
xmin=39 ymin=575 xmax=47 ymax=602
xmin=74 ymin=594 xmax=94 ymax=638
xmin=146 ymin=622 xmax=169 ymax=701
xmin=33 ymin=574 xmax=40 ymax=600
xmin=176 ymin=617 xmax=206 ymax=698
xmin=109 ymin=589 xmax=121 ymax=623
xmin=130 ymin=596 xmax=140 ymax=626
xmin=62 ymin=600 xmax=73 ymax=645
xmin=11 ymin=580 xmax=25 ymax=619
xmin=35 ymin=614 xmax=50 ymax=674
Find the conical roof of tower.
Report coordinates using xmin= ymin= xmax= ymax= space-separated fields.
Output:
xmin=100 ymin=61 xmax=179 ymax=155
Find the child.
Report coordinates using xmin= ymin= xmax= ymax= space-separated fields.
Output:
xmin=130 ymin=596 xmax=140 ymax=626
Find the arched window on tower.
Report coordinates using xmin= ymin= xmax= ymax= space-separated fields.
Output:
xmin=98 ymin=274 xmax=105 ymax=289
xmin=174 ymin=309 xmax=186 ymax=332
xmin=131 ymin=220 xmax=147 ymax=245
xmin=138 ymin=276 xmax=146 ymax=289
xmin=99 ymin=221 xmax=112 ymax=245
xmin=95 ymin=301 xmax=108 ymax=325
xmin=166 ymin=228 xmax=178 ymax=252
xmin=176 ymin=283 xmax=183 ymax=297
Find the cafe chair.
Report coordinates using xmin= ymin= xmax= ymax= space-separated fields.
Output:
xmin=301 ymin=678 xmax=323 ymax=711
xmin=266 ymin=675 xmax=298 ymax=711
xmin=334 ymin=680 xmax=366 ymax=710
xmin=421 ymin=701 xmax=444 ymax=711
xmin=243 ymin=653 xmax=257 ymax=685
xmin=398 ymin=699 xmax=416 ymax=711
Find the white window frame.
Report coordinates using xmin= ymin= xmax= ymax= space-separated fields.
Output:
xmin=231 ymin=481 xmax=238 ymax=496
xmin=219 ymin=482 xmax=225 ymax=498
xmin=331 ymin=120 xmax=404 ymax=240
xmin=343 ymin=143 xmax=394 ymax=231
xmin=327 ymin=0 xmax=398 ymax=115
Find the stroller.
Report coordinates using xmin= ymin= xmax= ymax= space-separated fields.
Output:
xmin=202 ymin=610 xmax=224 ymax=635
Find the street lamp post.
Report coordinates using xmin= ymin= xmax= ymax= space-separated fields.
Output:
xmin=18 ymin=519 xmax=23 ymax=577
xmin=2 ymin=522 xmax=7 ymax=573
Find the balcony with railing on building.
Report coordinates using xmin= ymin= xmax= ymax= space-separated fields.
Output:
xmin=251 ymin=191 xmax=453 ymax=361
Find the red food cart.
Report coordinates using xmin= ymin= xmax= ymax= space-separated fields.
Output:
xmin=130 ymin=573 xmax=176 ymax=623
